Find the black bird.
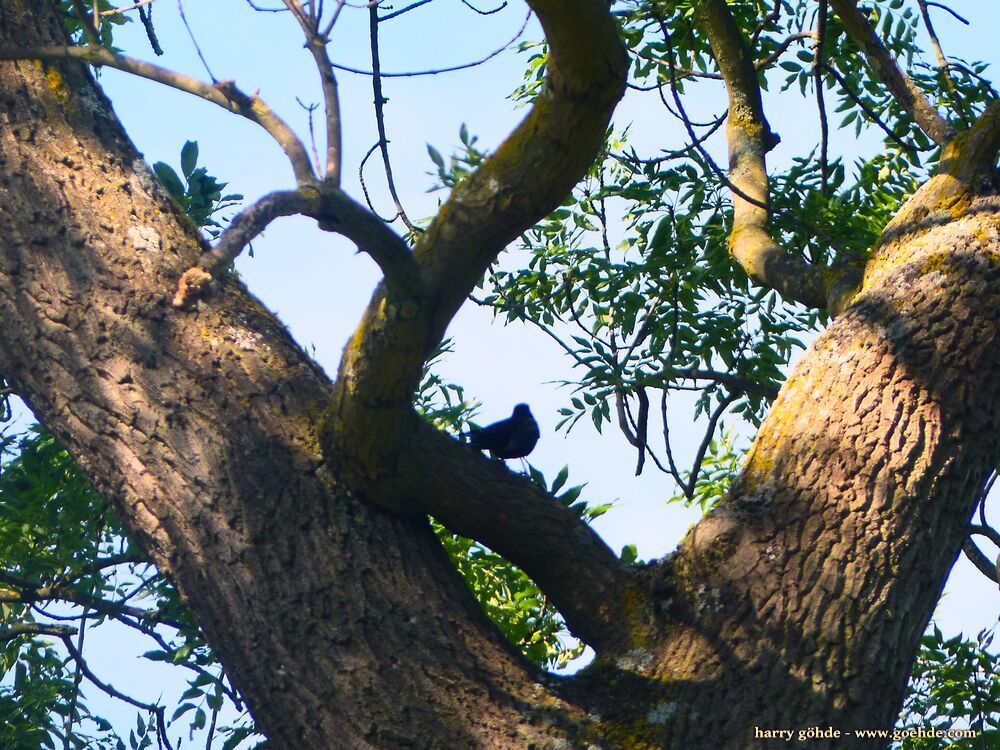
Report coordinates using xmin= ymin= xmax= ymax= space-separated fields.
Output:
xmin=466 ymin=404 xmax=540 ymax=459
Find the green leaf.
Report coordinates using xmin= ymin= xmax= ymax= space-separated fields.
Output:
xmin=180 ymin=140 xmax=199 ymax=178
xmin=152 ymin=162 xmax=185 ymax=200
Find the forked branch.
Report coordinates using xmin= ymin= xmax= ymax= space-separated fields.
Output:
xmin=318 ymin=0 xmax=636 ymax=652
xmin=280 ymin=0 xmax=343 ymax=183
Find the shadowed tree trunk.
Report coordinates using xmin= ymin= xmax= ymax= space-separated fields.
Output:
xmin=0 ymin=1 xmax=998 ymax=748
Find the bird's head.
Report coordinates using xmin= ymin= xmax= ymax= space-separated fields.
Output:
xmin=512 ymin=403 xmax=532 ymax=418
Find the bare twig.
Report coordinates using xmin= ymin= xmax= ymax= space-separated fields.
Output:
xmin=660 ymin=391 xmax=690 ymax=495
xmin=296 ymin=97 xmax=323 ymax=175
xmin=205 ymin=704 xmax=220 ymax=750
xmin=282 ymin=0 xmax=343 ymax=183
xmin=368 ymin=3 xmax=419 ymax=233
xmin=978 ymin=471 xmax=996 ymax=528
xmin=923 ymin=1 xmax=969 ymax=26
xmin=177 ymin=0 xmax=217 ymax=82
xmin=378 ymin=0 xmax=435 ymax=23
xmin=358 ymin=142 xmax=398 ymax=222
xmin=321 ymin=0 xmax=351 ymax=35
xmin=62 ymin=608 xmax=89 ymax=750
xmin=459 ymin=0 xmax=507 ymax=15
xmin=331 ymin=10 xmax=530 ymax=77
xmin=60 ymin=633 xmax=168 ymax=720
xmin=814 ymin=0 xmax=830 ymax=195
xmin=682 ymin=393 xmax=738 ymax=498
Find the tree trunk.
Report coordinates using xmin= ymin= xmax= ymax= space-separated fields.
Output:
xmin=0 ymin=5 xmax=596 ymax=748
xmin=0 ymin=2 xmax=997 ymax=749
xmin=633 ymin=190 xmax=1000 ymax=747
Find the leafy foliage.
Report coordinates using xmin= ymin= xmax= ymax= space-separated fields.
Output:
xmin=896 ymin=626 xmax=1000 ymax=749
xmin=153 ymin=141 xmax=243 ymax=237
xmin=0 ymin=427 xmax=263 ymax=749
xmin=420 ymin=0 xmax=997 ymax=508
xmin=56 ymin=0 xmax=131 ymax=48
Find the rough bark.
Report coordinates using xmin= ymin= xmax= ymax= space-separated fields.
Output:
xmin=0 ymin=4 xmax=605 ymax=748
xmin=0 ymin=2 xmax=999 ymax=749
xmin=624 ymin=190 xmax=1000 ymax=748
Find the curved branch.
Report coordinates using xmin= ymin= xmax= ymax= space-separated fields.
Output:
xmin=330 ymin=10 xmax=530 ymax=78
xmin=970 ymin=523 xmax=1000 ymax=549
xmin=0 ymin=45 xmax=317 ymax=185
xmin=323 ymin=0 xmax=628 ymax=450
xmin=828 ymin=0 xmax=955 ymax=146
xmin=692 ymin=0 xmax=860 ymax=310
xmin=174 ymin=186 xmax=421 ymax=307
xmin=59 ymin=634 xmax=168 ymax=716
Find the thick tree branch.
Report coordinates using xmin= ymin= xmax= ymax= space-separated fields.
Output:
xmin=829 ymin=0 xmax=955 ymax=146
xmin=315 ymin=0 xmax=634 ymax=652
xmin=0 ymin=4 xmax=613 ymax=744
xmin=693 ymin=0 xmax=861 ymax=310
xmin=387 ymin=420 xmax=640 ymax=651
xmin=326 ymin=0 xmax=628 ymax=435
xmin=876 ymin=100 xmax=1000 ymax=247
xmin=0 ymin=45 xmax=317 ymax=185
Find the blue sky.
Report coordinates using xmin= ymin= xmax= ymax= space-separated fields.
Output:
xmin=11 ymin=0 xmax=1000 ymax=741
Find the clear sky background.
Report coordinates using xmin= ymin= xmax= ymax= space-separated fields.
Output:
xmin=10 ymin=0 xmax=999 ymax=742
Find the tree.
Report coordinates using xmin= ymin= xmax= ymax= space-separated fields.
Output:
xmin=0 ymin=0 xmax=997 ymax=748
